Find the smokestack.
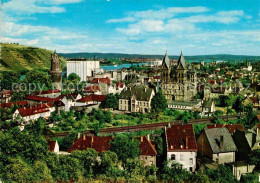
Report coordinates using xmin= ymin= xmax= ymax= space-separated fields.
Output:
xmin=220 ymin=135 xmax=224 ymax=149
xmin=186 ymin=136 xmax=188 ymax=149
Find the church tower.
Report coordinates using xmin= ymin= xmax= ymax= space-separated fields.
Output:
xmin=176 ymin=52 xmax=187 ymax=84
xmin=49 ymin=51 xmax=62 ymax=90
xmin=161 ymin=52 xmax=171 ymax=83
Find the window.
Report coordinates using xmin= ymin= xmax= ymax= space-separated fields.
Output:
xmin=171 ymin=154 xmax=176 ymax=160
xmin=180 ymin=154 xmax=184 ymax=161
xmin=189 ymin=158 xmax=193 ymax=165
xmin=149 ymin=161 xmax=153 ymax=165
xmin=189 ymin=167 xmax=193 ymax=172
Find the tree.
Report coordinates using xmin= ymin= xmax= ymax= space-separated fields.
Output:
xmin=100 ymin=93 xmax=119 ymax=110
xmin=0 ymin=71 xmax=20 ymax=90
xmin=100 ymin=151 xmax=119 ymax=170
xmin=205 ymin=164 xmax=237 ymax=183
xmin=59 ymin=132 xmax=78 ymax=151
xmin=233 ymin=96 xmax=243 ymax=115
xmin=23 ymin=70 xmax=52 ymax=91
xmin=248 ymin=149 xmax=260 ymax=169
xmin=67 ymin=73 xmax=81 ymax=82
xmin=151 ymin=90 xmax=167 ymax=114
xmin=110 ymin=134 xmax=140 ymax=164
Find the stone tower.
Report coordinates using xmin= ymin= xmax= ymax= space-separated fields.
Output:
xmin=49 ymin=51 xmax=62 ymax=90
xmin=161 ymin=52 xmax=171 ymax=83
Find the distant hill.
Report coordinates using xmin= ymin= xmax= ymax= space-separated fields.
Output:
xmin=0 ymin=43 xmax=66 ymax=71
xmin=60 ymin=52 xmax=260 ymax=62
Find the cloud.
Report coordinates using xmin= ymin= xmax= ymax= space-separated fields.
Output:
xmin=41 ymin=0 xmax=84 ymax=5
xmin=106 ymin=17 xmax=136 ymax=23
xmin=1 ymin=0 xmax=65 ymax=14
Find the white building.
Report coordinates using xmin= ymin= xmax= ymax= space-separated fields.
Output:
xmin=67 ymin=59 xmax=101 ymax=81
xmin=165 ymin=124 xmax=197 ymax=172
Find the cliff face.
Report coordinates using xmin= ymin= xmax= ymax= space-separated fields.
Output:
xmin=0 ymin=43 xmax=66 ymax=71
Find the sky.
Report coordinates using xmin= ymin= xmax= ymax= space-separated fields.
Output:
xmin=0 ymin=0 xmax=260 ymax=55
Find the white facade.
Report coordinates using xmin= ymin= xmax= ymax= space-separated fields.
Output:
xmin=212 ymin=152 xmax=235 ymax=164
xmin=167 ymin=151 xmax=197 ymax=172
xmin=67 ymin=60 xmax=100 ymax=81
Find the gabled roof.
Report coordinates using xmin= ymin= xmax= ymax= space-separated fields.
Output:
xmin=162 ymin=53 xmax=170 ymax=69
xmin=119 ymin=85 xmax=153 ymax=101
xmin=166 ymin=124 xmax=197 ymax=151
xmin=206 ymin=124 xmax=244 ymax=134
xmin=68 ymin=136 xmax=113 ymax=154
xmin=34 ymin=89 xmax=61 ymax=95
xmin=17 ymin=103 xmax=52 ymax=117
xmin=77 ymin=94 xmax=106 ymax=103
xmin=47 ymin=140 xmax=57 ymax=152
xmin=137 ymin=136 xmax=157 ymax=156
xmin=92 ymin=77 xmax=110 ymax=85
xmin=26 ymin=95 xmax=60 ymax=102
xmin=177 ymin=52 xmax=187 ymax=70
xmin=204 ymin=127 xmax=237 ymax=153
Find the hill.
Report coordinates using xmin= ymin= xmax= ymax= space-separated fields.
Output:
xmin=0 ymin=43 xmax=66 ymax=72
xmin=60 ymin=52 xmax=260 ymax=62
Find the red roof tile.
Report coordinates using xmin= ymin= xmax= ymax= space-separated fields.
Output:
xmin=92 ymin=77 xmax=110 ymax=85
xmin=26 ymin=95 xmax=60 ymax=102
xmin=48 ymin=141 xmax=57 ymax=152
xmin=137 ymin=136 xmax=157 ymax=156
xmin=116 ymin=82 xmax=124 ymax=88
xmin=0 ymin=100 xmax=28 ymax=108
xmin=17 ymin=103 xmax=52 ymax=117
xmin=34 ymin=89 xmax=61 ymax=95
xmin=206 ymin=124 xmax=244 ymax=134
xmin=77 ymin=94 xmax=106 ymax=103
xmin=84 ymin=85 xmax=100 ymax=93
xmin=249 ymin=97 xmax=259 ymax=104
xmin=166 ymin=124 xmax=197 ymax=151
xmin=68 ymin=136 xmax=113 ymax=154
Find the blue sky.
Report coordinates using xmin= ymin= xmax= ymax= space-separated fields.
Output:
xmin=0 ymin=0 xmax=260 ymax=55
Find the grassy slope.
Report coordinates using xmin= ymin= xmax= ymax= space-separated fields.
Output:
xmin=0 ymin=43 xmax=66 ymax=71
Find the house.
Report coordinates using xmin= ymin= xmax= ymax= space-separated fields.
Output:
xmin=168 ymin=100 xmax=202 ymax=111
xmin=197 ymin=127 xmax=237 ymax=164
xmin=61 ymin=93 xmax=82 ymax=111
xmin=210 ymin=86 xmax=232 ymax=98
xmin=119 ymin=85 xmax=155 ymax=113
xmin=13 ymin=103 xmax=55 ymax=122
xmin=68 ymin=134 xmax=157 ymax=166
xmin=115 ymin=81 xmax=125 ymax=93
xmin=25 ymin=95 xmax=60 ymax=105
xmin=228 ymin=161 xmax=255 ymax=180
xmin=83 ymin=85 xmax=101 ymax=95
xmin=47 ymin=140 xmax=59 ymax=154
xmin=206 ymin=124 xmax=244 ymax=135
xmin=165 ymin=124 xmax=197 ymax=172
xmin=76 ymin=94 xmax=106 ymax=106
xmin=34 ymin=89 xmax=61 ymax=98
xmin=202 ymin=100 xmax=216 ymax=116
xmin=242 ymin=96 xmax=260 ymax=109
xmin=0 ymin=89 xmax=12 ymax=103
xmin=137 ymin=135 xmax=157 ymax=166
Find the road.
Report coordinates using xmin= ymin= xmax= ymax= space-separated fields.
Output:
xmin=54 ymin=115 xmax=239 ymax=137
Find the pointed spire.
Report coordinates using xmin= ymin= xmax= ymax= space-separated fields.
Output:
xmin=177 ymin=51 xmax=187 ymax=70
xmin=162 ymin=52 xmax=170 ymax=68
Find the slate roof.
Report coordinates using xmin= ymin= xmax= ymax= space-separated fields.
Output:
xmin=119 ymin=85 xmax=153 ymax=101
xmin=177 ymin=52 xmax=187 ymax=70
xmin=166 ymin=124 xmax=197 ymax=151
xmin=162 ymin=53 xmax=170 ymax=69
xmin=204 ymin=127 xmax=237 ymax=153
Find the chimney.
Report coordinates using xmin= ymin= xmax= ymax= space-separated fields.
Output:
xmin=91 ymin=136 xmax=94 ymax=144
xmin=220 ymin=135 xmax=224 ymax=149
xmin=83 ymin=133 xmax=86 ymax=140
xmin=168 ymin=122 xmax=171 ymax=128
xmin=141 ymin=136 xmax=143 ymax=142
xmin=78 ymin=133 xmax=81 ymax=139
xmin=214 ymin=124 xmax=216 ymax=127
xmin=186 ymin=136 xmax=188 ymax=149
xmin=147 ymin=134 xmax=150 ymax=141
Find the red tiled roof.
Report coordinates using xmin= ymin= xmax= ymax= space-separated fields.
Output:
xmin=84 ymin=85 xmax=100 ymax=93
xmin=68 ymin=136 xmax=113 ymax=154
xmin=249 ymin=97 xmax=259 ymax=104
xmin=34 ymin=89 xmax=61 ymax=95
xmin=207 ymin=80 xmax=215 ymax=84
xmin=26 ymin=95 xmax=60 ymax=102
xmin=137 ymin=136 xmax=157 ymax=156
xmin=48 ymin=141 xmax=56 ymax=152
xmin=17 ymin=103 xmax=53 ymax=117
xmin=206 ymin=124 xmax=244 ymax=134
xmin=92 ymin=77 xmax=110 ymax=85
xmin=166 ymin=124 xmax=197 ymax=151
xmin=0 ymin=100 xmax=28 ymax=108
xmin=116 ymin=82 xmax=124 ymax=88
xmin=77 ymin=94 xmax=106 ymax=103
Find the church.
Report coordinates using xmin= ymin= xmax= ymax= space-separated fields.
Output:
xmin=161 ymin=52 xmax=197 ymax=102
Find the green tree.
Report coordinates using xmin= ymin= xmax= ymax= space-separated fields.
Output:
xmin=110 ymin=134 xmax=140 ymax=164
xmin=0 ymin=71 xmax=20 ymax=90
xmin=205 ymin=164 xmax=237 ymax=183
xmin=23 ymin=70 xmax=52 ymax=91
xmin=233 ymin=96 xmax=243 ymax=115
xmin=100 ymin=151 xmax=119 ymax=171
xmin=67 ymin=73 xmax=81 ymax=82
xmin=151 ymin=90 xmax=167 ymax=114
xmin=100 ymin=93 xmax=119 ymax=110
xmin=248 ymin=149 xmax=260 ymax=169
xmin=59 ymin=131 xmax=78 ymax=151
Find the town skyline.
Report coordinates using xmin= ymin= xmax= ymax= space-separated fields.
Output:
xmin=1 ymin=0 xmax=260 ymax=55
